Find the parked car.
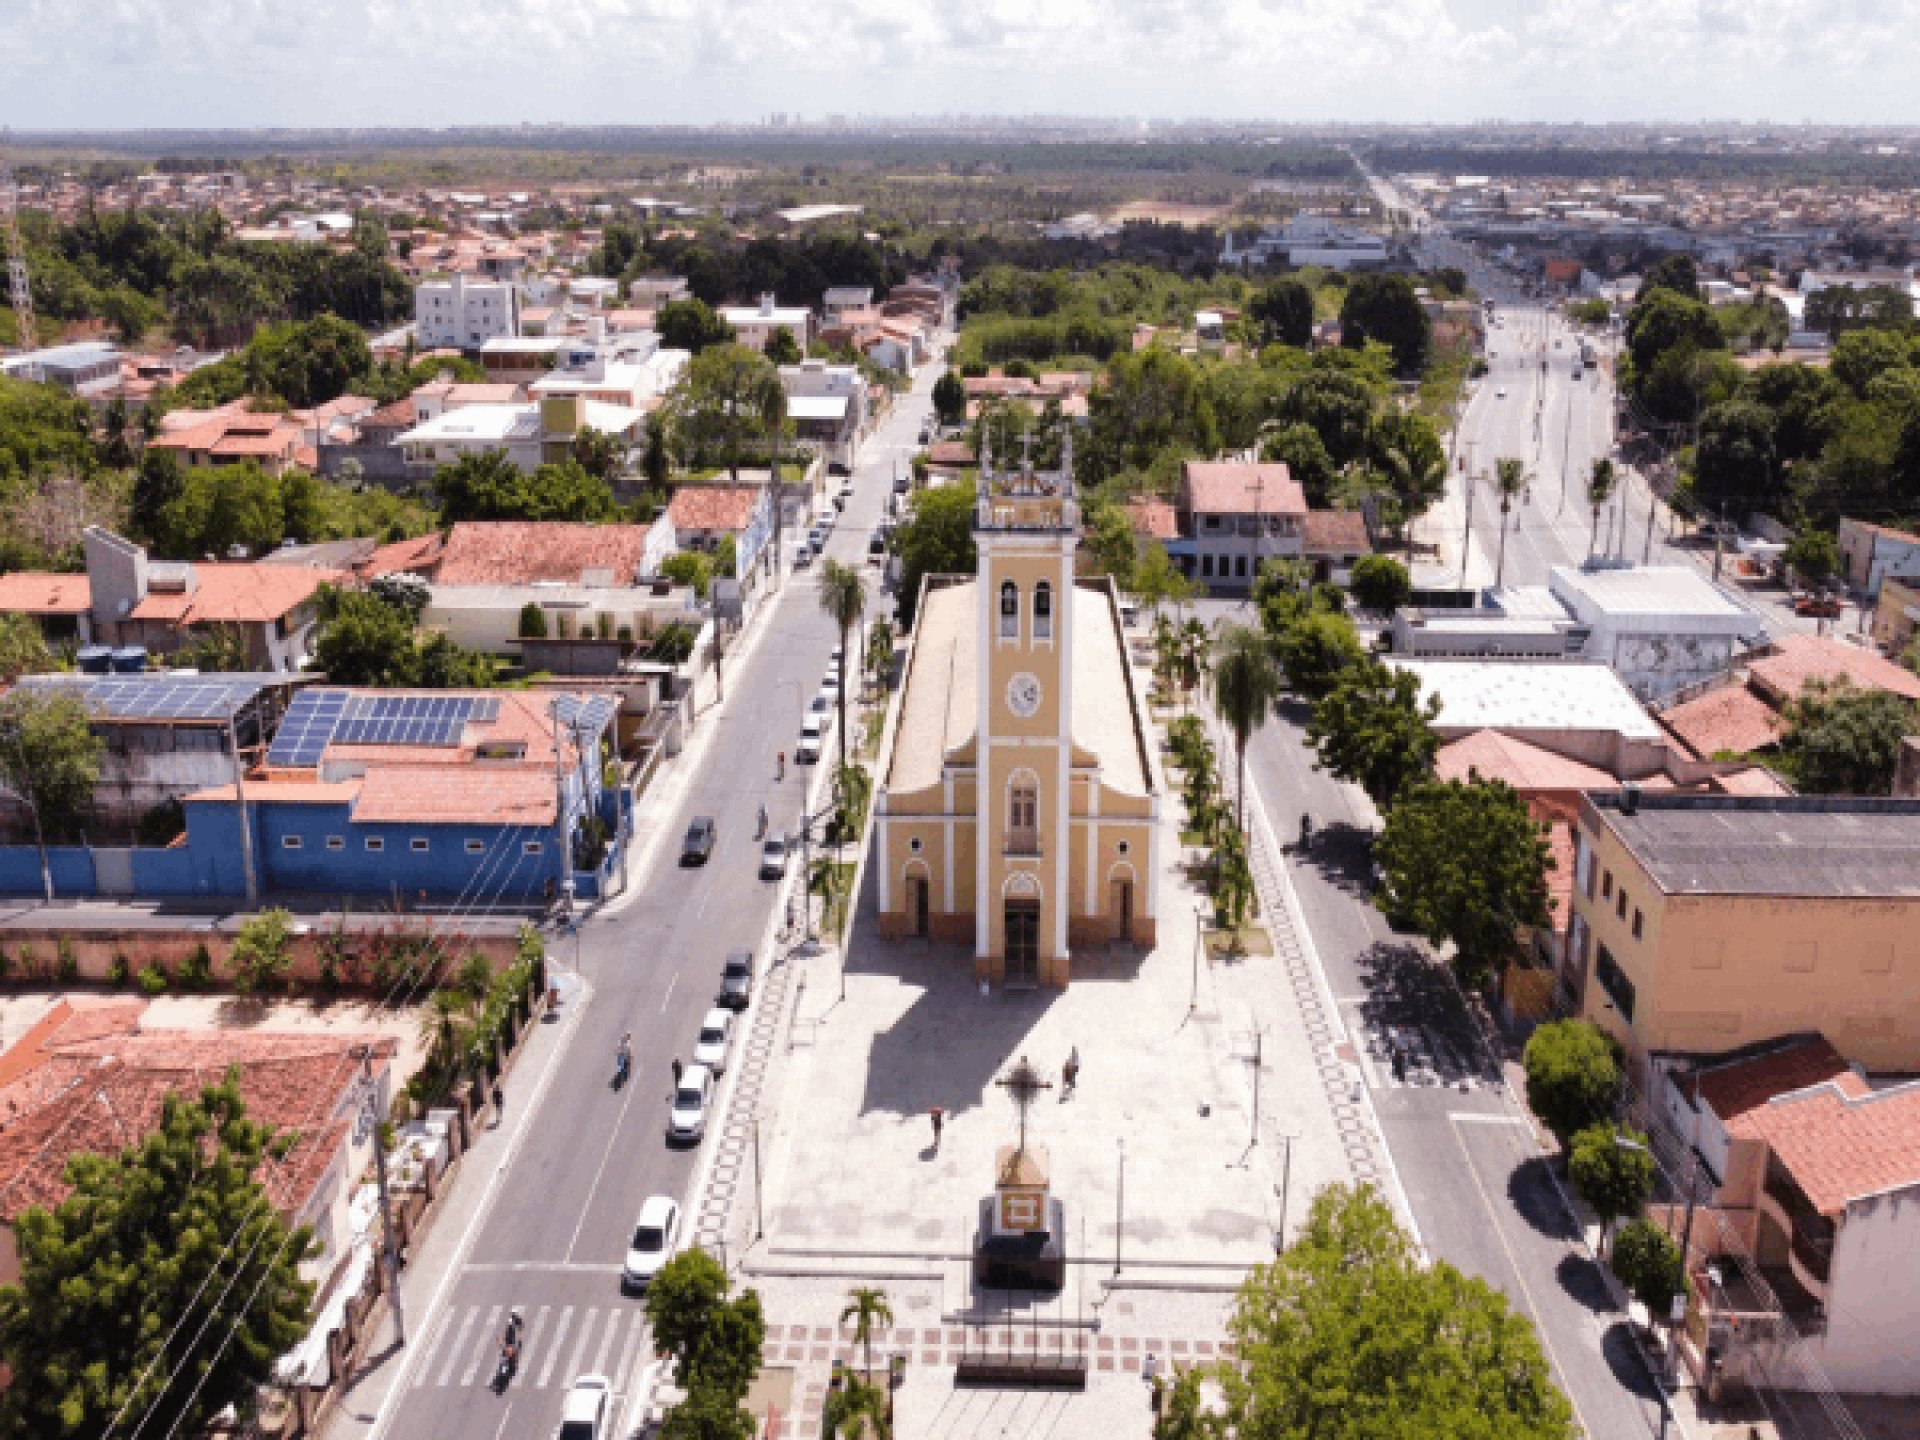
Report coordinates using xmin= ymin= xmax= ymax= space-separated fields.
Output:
xmin=667 ymin=1064 xmax=714 ymax=1143
xmin=680 ymin=816 xmax=717 ymax=866
xmin=719 ymin=951 xmax=754 ymax=1010
xmin=1794 ymin=593 xmax=1842 ymax=618
xmin=793 ymin=542 xmax=813 ymax=568
xmin=808 ymin=692 xmax=832 ymax=717
xmin=918 ymin=425 xmax=931 ymax=444
xmin=867 ymin=535 xmax=887 ymax=566
xmin=558 ymin=1375 xmax=612 ymax=1440
xmin=621 ymin=1196 xmax=681 ymax=1291
xmin=797 ymin=712 xmax=826 ymax=764
xmin=692 ymin=1007 xmax=736 ymax=1072
xmin=819 ymin=670 xmax=841 ymax=703
xmin=759 ymin=834 xmax=789 ymax=881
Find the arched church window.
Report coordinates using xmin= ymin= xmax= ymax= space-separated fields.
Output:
xmin=1034 ymin=581 xmax=1053 ymax=640
xmin=1000 ymin=580 xmax=1019 ymax=639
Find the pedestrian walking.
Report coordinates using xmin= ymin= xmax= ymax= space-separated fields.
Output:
xmin=491 ymin=1080 xmax=504 ymax=1124
xmin=1063 ymin=1047 xmax=1080 ymax=1098
xmin=929 ymin=1106 xmax=945 ymax=1147
xmin=671 ymin=1058 xmax=683 ymax=1086
xmin=777 ymin=751 xmax=786 ymax=781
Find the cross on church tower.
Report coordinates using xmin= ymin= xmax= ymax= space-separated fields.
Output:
xmin=996 ymin=1054 xmax=1052 ymax=1157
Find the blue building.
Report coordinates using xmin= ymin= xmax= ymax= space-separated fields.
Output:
xmin=0 ymin=684 xmax=625 ymax=906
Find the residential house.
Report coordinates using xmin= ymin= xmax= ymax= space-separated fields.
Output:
xmin=822 ymin=287 xmax=875 ymax=325
xmin=529 ymin=336 xmax=687 ymax=412
xmin=1871 ymin=575 xmax=1920 ymax=657
xmin=476 ymin=336 xmax=573 ymax=385
xmin=665 ymin=484 xmax=772 ymax=573
xmin=1301 ymin=510 xmax=1372 ymax=585
xmin=718 ymin=294 xmax=811 ymax=354
xmin=0 ymin=573 xmax=93 ymax=646
xmin=1566 ymin=791 xmax=1920 ymax=1100
xmin=1658 ymin=634 xmax=1920 ymax=761
xmin=395 ymin=393 xmax=644 ymax=471
xmin=1837 ymin=518 xmax=1920 ymax=601
xmin=1659 ymin=1036 xmax=1920 ymax=1396
xmin=779 ymin=360 xmax=867 ymax=472
xmin=1176 ymin=460 xmax=1307 ymax=594
xmin=415 ymin=273 xmax=521 ymax=351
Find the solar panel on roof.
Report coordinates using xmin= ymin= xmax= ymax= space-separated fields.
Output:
xmin=264 ymin=687 xmax=349 ymax=768
xmin=20 ymin=673 xmax=277 ymax=723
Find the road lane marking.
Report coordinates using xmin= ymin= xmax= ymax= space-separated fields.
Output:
xmin=459 ymin=1304 xmax=503 ymax=1388
xmin=521 ymin=1305 xmax=551 ymax=1386
xmin=435 ymin=1307 xmax=478 ymax=1388
xmin=1448 ymin=1115 xmax=1591 ymax=1439
xmin=592 ymin=1304 xmax=624 ymax=1376
xmin=660 ymin=973 xmax=677 ymax=1011
xmin=612 ymin=1316 xmax=648 ymax=1395
xmin=1450 ymin=1112 xmax=1528 ymax=1126
xmin=537 ymin=1306 xmax=574 ymax=1389
xmin=409 ymin=1308 xmax=454 ymax=1389
xmin=565 ymin=1059 xmax=649 ymax=1262
xmin=564 ymin=1307 xmax=600 ymax=1386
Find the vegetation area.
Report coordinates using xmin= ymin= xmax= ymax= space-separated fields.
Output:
xmin=644 ymin=1248 xmax=766 ymax=1440
xmin=1155 ymin=1184 xmax=1576 ymax=1440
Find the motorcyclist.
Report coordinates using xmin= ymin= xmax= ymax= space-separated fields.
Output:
xmin=616 ymin=1032 xmax=633 ymax=1081
xmin=1298 ymin=813 xmax=1314 ymax=849
xmin=757 ymin=803 xmax=768 ymax=838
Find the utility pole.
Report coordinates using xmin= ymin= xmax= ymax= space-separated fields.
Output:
xmin=1113 ymin=1137 xmax=1126 ymax=1276
xmin=549 ymin=700 xmax=569 ymax=910
xmin=358 ymin=1045 xmax=406 ymax=1345
xmin=1249 ymin=1027 xmax=1266 ymax=1147
xmin=753 ymin=1115 xmax=765 ymax=1241
xmin=227 ymin=703 xmax=259 ymax=905
xmin=1275 ymin=1134 xmax=1294 ymax=1251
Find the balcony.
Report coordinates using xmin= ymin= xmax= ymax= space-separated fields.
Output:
xmin=1004 ymin=829 xmax=1041 ymax=858
xmin=1761 ymin=1161 xmax=1834 ymax=1293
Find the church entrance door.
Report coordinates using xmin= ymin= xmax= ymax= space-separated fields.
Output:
xmin=1004 ymin=898 xmax=1040 ymax=986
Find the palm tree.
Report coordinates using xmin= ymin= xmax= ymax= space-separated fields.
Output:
xmin=1492 ymin=457 xmax=1529 ymax=589
xmin=1379 ymin=442 xmax=1448 ymax=546
xmin=841 ymin=1285 xmax=894 ymax=1385
xmin=758 ymin=372 xmax=788 ymax=573
xmin=1208 ymin=624 xmax=1285 ymax=836
xmin=1585 ymin=458 xmax=1617 ymax=560
xmin=1178 ymin=617 xmax=1211 ymax=711
xmin=818 ymin=561 xmax=867 ymax=773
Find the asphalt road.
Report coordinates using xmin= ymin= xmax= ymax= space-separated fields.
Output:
xmin=366 ymin=363 xmax=941 ymax=1440
xmin=1240 ymin=704 xmax=1675 ymax=1440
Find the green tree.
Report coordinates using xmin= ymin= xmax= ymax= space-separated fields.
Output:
xmin=1585 ymin=457 xmax=1617 ymax=559
xmin=1083 ymin=500 xmax=1139 ymax=585
xmin=1521 ymin=1020 xmax=1622 ymax=1148
xmin=1780 ymin=682 xmax=1919 ymax=794
xmin=662 ymin=550 xmax=715 ymax=601
xmin=841 ymin=1286 xmax=894 ymax=1384
xmin=657 ymin=298 xmax=737 ymax=354
xmin=1638 ymin=254 xmax=1701 ymax=303
xmin=818 ymin=561 xmax=867 ymax=773
xmin=1249 ymin=278 xmax=1315 ymax=349
xmin=643 ymin=412 xmax=673 ymax=492
xmin=891 ymin=482 xmax=977 ymax=629
xmin=1305 ymin=659 xmax=1439 ymax=811
xmin=129 ymin=449 xmax=185 ymax=545
xmin=660 ymin=1386 xmax=756 ymax=1440
xmin=0 ymin=687 xmax=102 ymax=846
xmin=1569 ymin=1124 xmax=1656 ymax=1255
xmin=0 ymin=615 xmax=54 ymax=683
xmin=228 ymin=907 xmax=295 ymax=996
xmin=931 ymin=370 xmax=967 ymax=428
xmin=864 ymin=617 xmax=896 ymax=695
xmin=1611 ymin=1219 xmax=1687 ymax=1319
xmin=1491 ymin=456 xmax=1529 ymax=589
xmin=1347 ymin=554 xmax=1411 ymax=614
xmin=1805 ymin=283 xmax=1914 ymax=339
xmin=1275 ymin=369 xmax=1376 ymax=468
xmin=1258 ymin=422 xmax=1337 ymax=508
xmin=1180 ymin=1184 xmax=1575 ymax=1440
xmin=517 ymin=603 xmax=549 ymax=640
xmin=676 ymin=345 xmax=779 ymax=482
xmin=0 ymin=1076 xmax=315 ymax=1439
xmin=311 ymin=588 xmax=421 ymax=687
xmin=1783 ymin=527 xmax=1840 ymax=588
xmin=1339 ymin=273 xmax=1432 ymax=376
xmin=156 ymin=461 xmax=286 ymax=559
xmin=1692 ymin=400 xmax=1781 ymax=516
xmin=1209 ymin=624 xmax=1284 ymax=835
xmin=1829 ymin=329 xmax=1914 ymax=398
xmin=245 ymin=314 xmax=375 ymax=408
xmin=763 ymin=326 xmax=802 ymax=366
xmin=1375 ymin=778 xmax=1551 ymax=986
xmin=432 ymin=452 xmax=617 ymax=524
xmin=1271 ymin=609 xmax=1364 ymax=702
xmin=644 ymin=1248 xmax=766 ymax=1401
xmin=1370 ymin=410 xmax=1448 ymax=538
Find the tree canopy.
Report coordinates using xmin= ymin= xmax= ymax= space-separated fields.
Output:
xmin=1339 ymin=273 xmax=1432 ymax=376
xmin=1375 ymin=778 xmax=1551 ymax=985
xmin=1157 ymin=1183 xmax=1575 ymax=1440
xmin=311 ymin=586 xmax=495 ymax=690
xmin=0 ymin=687 xmax=103 ymax=843
xmin=1522 ymin=1020 xmax=1622 ymax=1148
xmin=0 ymin=1075 xmax=315 ymax=1439
xmin=432 ymin=452 xmax=619 ymax=525
xmin=1779 ymin=681 xmax=1919 ymax=795
xmin=1305 ymin=658 xmax=1438 ymax=811
xmin=891 ymin=482 xmax=978 ymax=629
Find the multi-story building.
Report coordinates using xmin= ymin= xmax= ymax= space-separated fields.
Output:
xmin=1175 ymin=461 xmax=1307 ymax=594
xmin=779 ymin=359 xmax=867 ymax=472
xmin=718 ymin=294 xmax=811 ymax=354
xmin=1565 ymin=791 xmax=1920 ymax=1092
xmin=1837 ymin=517 xmax=1920 ymax=601
xmin=873 ymin=435 xmax=1160 ymax=984
xmin=415 ymin=272 xmax=521 ymax=351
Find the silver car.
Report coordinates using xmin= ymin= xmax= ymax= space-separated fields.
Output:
xmin=667 ymin=1064 xmax=713 ymax=1144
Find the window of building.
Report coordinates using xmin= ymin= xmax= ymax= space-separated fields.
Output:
xmin=326 ymin=836 xmax=344 ymax=852
xmin=1201 ymin=554 xmax=1215 ymax=578
xmin=465 ymin=839 xmax=486 ymax=855
xmin=1601 ymin=870 xmax=1613 ymax=900
xmin=1235 ymin=554 xmax=1248 ymax=578
xmin=523 ymin=840 xmax=543 ymax=856
xmin=1000 ymin=581 xmax=1018 ymax=639
xmin=1594 ymin=945 xmax=1636 ymax=1022
xmin=1616 ymin=888 xmax=1628 ymax=919
xmin=1117 ymin=840 xmax=1130 ymax=856
xmin=1034 ymin=582 xmax=1053 ymax=641
xmin=365 ymin=837 xmax=384 ymax=853
xmin=909 ymin=837 xmax=923 ymax=853
xmin=411 ymin=837 xmax=430 ymax=853
xmin=281 ymin=835 xmax=303 ymax=850
xmin=1009 ymin=782 xmax=1038 ymax=851
xmin=1632 ymin=909 xmax=1643 ymax=940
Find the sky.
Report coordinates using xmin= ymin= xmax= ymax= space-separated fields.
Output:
xmin=8 ymin=0 xmax=1920 ymax=130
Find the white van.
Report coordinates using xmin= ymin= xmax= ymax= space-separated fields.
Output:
xmin=798 ymin=712 xmax=827 ymax=764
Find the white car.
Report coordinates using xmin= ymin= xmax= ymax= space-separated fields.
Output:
xmin=793 ymin=542 xmax=813 ymax=569
xmin=1495 ymin=387 xmax=1508 ymax=398
xmin=759 ymin=834 xmax=789 ymax=881
xmin=622 ymin=1195 xmax=680 ymax=1291
xmin=667 ymin=1064 xmax=714 ymax=1144
xmin=692 ymin=1007 xmax=735 ymax=1073
xmin=819 ymin=669 xmax=841 ymax=702
xmin=558 ymin=1374 xmax=611 ymax=1440
xmin=797 ymin=712 xmax=826 ymax=764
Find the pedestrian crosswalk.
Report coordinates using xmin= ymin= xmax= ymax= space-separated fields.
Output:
xmin=1354 ymin=1016 xmax=1485 ymax=1092
xmin=413 ymin=1300 xmax=653 ymax=1394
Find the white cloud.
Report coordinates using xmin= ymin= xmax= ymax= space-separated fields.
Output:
xmin=5 ymin=0 xmax=1920 ymax=126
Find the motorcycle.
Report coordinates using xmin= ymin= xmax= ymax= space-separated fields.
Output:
xmin=493 ymin=1312 xmax=524 ymax=1391
xmin=614 ymin=1046 xmax=632 ymax=1090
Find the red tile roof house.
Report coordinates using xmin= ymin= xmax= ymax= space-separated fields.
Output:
xmin=665 ymin=483 xmax=770 ymax=561
xmin=1660 ymin=1035 xmax=1920 ymax=1395
xmin=1176 ymin=461 xmax=1308 ymax=595
xmin=1658 ymin=633 xmax=1920 ymax=760
xmin=0 ymin=998 xmax=396 ymax=1291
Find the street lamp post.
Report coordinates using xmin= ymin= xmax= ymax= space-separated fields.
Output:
xmin=1114 ymin=1138 xmax=1126 ymax=1277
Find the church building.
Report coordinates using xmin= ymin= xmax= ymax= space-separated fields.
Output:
xmin=874 ymin=435 xmax=1160 ymax=986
